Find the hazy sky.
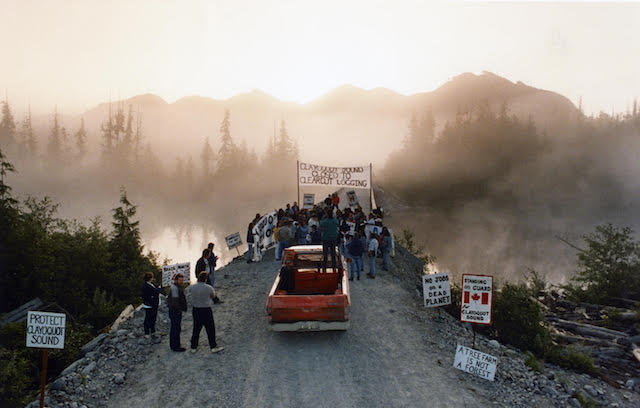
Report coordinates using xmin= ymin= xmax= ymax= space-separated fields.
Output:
xmin=1 ymin=0 xmax=638 ymax=115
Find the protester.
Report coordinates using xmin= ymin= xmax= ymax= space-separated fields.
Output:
xmin=246 ymin=221 xmax=255 ymax=263
xmin=331 ymin=192 xmax=340 ymax=208
xmin=276 ymin=218 xmax=294 ymax=260
xmin=296 ymin=219 xmax=309 ymax=245
xmin=208 ymin=242 xmax=222 ymax=281
xmin=367 ymin=232 xmax=379 ymax=279
xmin=346 ymin=232 xmax=365 ymax=281
xmin=190 ymin=272 xmax=224 ymax=354
xmin=167 ymin=273 xmax=187 ymax=351
xmin=141 ymin=272 xmax=163 ymax=337
xmin=309 ymin=224 xmax=322 ymax=244
xmin=319 ymin=208 xmax=339 ymax=273
xmin=381 ymin=227 xmax=392 ymax=271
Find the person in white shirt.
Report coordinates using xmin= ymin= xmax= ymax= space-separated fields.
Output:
xmin=367 ymin=233 xmax=379 ymax=279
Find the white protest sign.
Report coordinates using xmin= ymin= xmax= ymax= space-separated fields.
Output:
xmin=460 ymin=274 xmax=493 ymax=325
xmin=225 ymin=232 xmax=242 ymax=249
xmin=303 ymin=193 xmax=315 ymax=209
xmin=162 ymin=262 xmax=191 ymax=287
xmin=26 ymin=311 xmax=66 ymax=349
xmin=453 ymin=345 xmax=498 ymax=381
xmin=298 ymin=162 xmax=370 ymax=189
xmin=252 ymin=211 xmax=278 ymax=261
xmin=346 ymin=190 xmax=359 ymax=208
xmin=422 ymin=273 xmax=451 ymax=307
xmin=364 ymin=224 xmax=381 ymax=240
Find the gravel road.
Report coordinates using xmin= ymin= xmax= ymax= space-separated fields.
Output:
xmin=105 ymin=250 xmax=492 ymax=408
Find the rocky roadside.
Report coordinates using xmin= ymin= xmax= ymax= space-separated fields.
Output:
xmin=24 ymin=246 xmax=640 ymax=408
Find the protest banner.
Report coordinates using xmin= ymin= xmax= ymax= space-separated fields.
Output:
xmin=422 ymin=273 xmax=451 ymax=308
xmin=453 ymin=345 xmax=498 ymax=381
xmin=460 ymin=274 xmax=493 ymax=325
xmin=303 ymin=193 xmax=315 ymax=209
xmin=298 ymin=162 xmax=370 ymax=189
xmin=27 ymin=311 xmax=66 ymax=408
xmin=26 ymin=311 xmax=66 ymax=349
xmin=346 ymin=190 xmax=359 ymax=208
xmin=252 ymin=211 xmax=278 ymax=261
xmin=225 ymin=232 xmax=242 ymax=250
xmin=162 ymin=262 xmax=191 ymax=287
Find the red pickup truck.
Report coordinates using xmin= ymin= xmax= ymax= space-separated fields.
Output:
xmin=265 ymin=245 xmax=351 ymax=331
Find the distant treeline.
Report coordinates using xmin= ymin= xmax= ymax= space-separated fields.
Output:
xmin=383 ymin=102 xmax=640 ymax=280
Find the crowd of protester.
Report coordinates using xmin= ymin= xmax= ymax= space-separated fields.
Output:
xmin=246 ymin=193 xmax=392 ymax=280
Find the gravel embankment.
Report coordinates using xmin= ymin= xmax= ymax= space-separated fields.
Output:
xmin=28 ymin=247 xmax=639 ymax=408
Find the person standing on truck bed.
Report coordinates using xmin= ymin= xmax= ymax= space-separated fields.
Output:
xmin=320 ymin=208 xmax=339 ymax=273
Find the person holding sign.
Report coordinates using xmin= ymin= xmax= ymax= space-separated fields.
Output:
xmin=167 ymin=273 xmax=187 ymax=352
xmin=141 ymin=272 xmax=163 ymax=337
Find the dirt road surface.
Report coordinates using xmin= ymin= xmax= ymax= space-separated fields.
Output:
xmin=106 ymin=251 xmax=493 ymax=408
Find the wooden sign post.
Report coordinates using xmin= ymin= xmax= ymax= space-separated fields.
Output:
xmin=26 ymin=311 xmax=66 ymax=408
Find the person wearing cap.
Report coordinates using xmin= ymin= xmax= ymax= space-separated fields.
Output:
xmin=276 ymin=218 xmax=294 ymax=261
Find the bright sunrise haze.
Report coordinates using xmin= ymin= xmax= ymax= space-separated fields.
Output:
xmin=1 ymin=0 xmax=638 ymax=115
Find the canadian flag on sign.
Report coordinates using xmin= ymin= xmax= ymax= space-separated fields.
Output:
xmin=463 ymin=291 xmax=489 ymax=305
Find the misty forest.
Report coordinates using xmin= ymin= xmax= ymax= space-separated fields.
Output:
xmin=2 ymin=72 xmax=640 ymax=405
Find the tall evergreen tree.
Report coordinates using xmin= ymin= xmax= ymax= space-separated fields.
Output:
xmin=21 ymin=106 xmax=37 ymax=157
xmin=200 ymin=136 xmax=214 ymax=180
xmin=47 ymin=107 xmax=62 ymax=160
xmin=101 ymin=103 xmax=114 ymax=159
xmin=0 ymin=98 xmax=16 ymax=148
xmin=74 ymin=117 xmax=88 ymax=160
xmin=217 ymin=109 xmax=236 ymax=175
xmin=108 ymin=188 xmax=144 ymax=301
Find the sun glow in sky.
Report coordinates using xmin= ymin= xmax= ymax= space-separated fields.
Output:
xmin=1 ymin=0 xmax=638 ymax=115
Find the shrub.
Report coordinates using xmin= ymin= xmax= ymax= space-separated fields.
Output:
xmin=565 ymin=223 xmax=640 ymax=304
xmin=525 ymin=352 xmax=544 ymax=373
xmin=545 ymin=345 xmax=598 ymax=375
xmin=0 ymin=348 xmax=35 ymax=407
xmin=493 ymin=283 xmax=551 ymax=356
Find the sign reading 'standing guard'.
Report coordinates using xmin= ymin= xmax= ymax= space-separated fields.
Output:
xmin=460 ymin=274 xmax=493 ymax=325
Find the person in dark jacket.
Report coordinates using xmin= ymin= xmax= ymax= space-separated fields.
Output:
xmin=207 ymin=242 xmax=219 ymax=282
xmin=380 ymin=227 xmax=392 ymax=271
xmin=167 ymin=273 xmax=187 ymax=352
xmin=141 ymin=272 xmax=163 ymax=336
xmin=246 ymin=221 xmax=255 ymax=263
xmin=309 ymin=224 xmax=322 ymax=244
xmin=196 ymin=248 xmax=222 ymax=304
xmin=346 ymin=232 xmax=365 ymax=280
xmin=319 ymin=209 xmax=339 ymax=273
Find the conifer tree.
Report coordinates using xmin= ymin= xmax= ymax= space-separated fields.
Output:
xmin=21 ymin=106 xmax=37 ymax=156
xmin=101 ymin=103 xmax=114 ymax=159
xmin=47 ymin=107 xmax=62 ymax=160
xmin=74 ymin=117 xmax=88 ymax=160
xmin=200 ymin=136 xmax=214 ymax=180
xmin=0 ymin=98 xmax=16 ymax=147
xmin=217 ymin=109 xmax=236 ymax=175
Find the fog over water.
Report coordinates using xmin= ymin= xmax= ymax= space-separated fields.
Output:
xmin=2 ymin=1 xmax=639 ymax=287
